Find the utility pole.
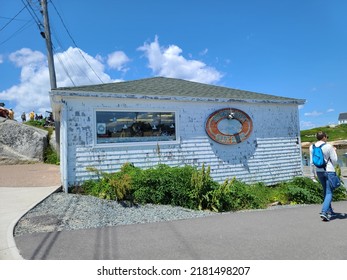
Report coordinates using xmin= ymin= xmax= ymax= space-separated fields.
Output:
xmin=41 ymin=0 xmax=60 ymax=157
xmin=41 ymin=0 xmax=57 ymax=89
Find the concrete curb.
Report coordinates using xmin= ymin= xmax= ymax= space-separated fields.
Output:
xmin=0 ymin=186 xmax=61 ymax=260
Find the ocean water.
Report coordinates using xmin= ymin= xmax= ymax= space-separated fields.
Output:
xmin=302 ymin=148 xmax=347 ymax=167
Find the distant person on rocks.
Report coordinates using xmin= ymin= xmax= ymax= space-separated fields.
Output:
xmin=29 ymin=110 xmax=35 ymax=121
xmin=8 ymin=109 xmax=14 ymax=120
xmin=21 ymin=112 xmax=26 ymax=122
xmin=309 ymin=131 xmax=338 ymax=222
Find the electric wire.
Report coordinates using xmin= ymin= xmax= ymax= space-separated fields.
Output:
xmin=0 ymin=20 xmax=34 ymax=46
xmin=0 ymin=5 xmax=27 ymax=32
xmin=53 ymin=47 xmax=76 ymax=86
xmin=3 ymin=0 xmax=104 ymax=87
xmin=21 ymin=0 xmax=91 ymax=87
xmin=21 ymin=0 xmax=44 ymax=32
xmin=0 ymin=2 xmax=35 ymax=46
xmin=50 ymin=0 xmax=105 ymax=84
xmin=49 ymin=23 xmax=95 ymax=85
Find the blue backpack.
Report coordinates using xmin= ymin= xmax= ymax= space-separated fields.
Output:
xmin=312 ymin=143 xmax=327 ymax=169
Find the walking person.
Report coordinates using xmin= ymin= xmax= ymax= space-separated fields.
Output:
xmin=310 ymin=131 xmax=338 ymax=221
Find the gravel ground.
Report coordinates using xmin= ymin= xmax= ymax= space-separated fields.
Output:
xmin=14 ymin=192 xmax=218 ymax=236
xmin=14 ymin=191 xmax=310 ymax=237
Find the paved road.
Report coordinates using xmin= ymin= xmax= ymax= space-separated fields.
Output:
xmin=14 ymin=201 xmax=347 ymax=260
xmin=2 ymin=164 xmax=347 ymax=260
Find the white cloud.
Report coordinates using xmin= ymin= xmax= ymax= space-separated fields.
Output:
xmin=54 ymin=47 xmax=113 ymax=87
xmin=9 ymin=48 xmax=46 ymax=68
xmin=0 ymin=47 xmax=114 ymax=120
xmin=304 ymin=110 xmax=323 ymax=117
xmin=327 ymin=108 xmax=334 ymax=113
xmin=1 ymin=48 xmax=51 ymax=118
xmin=138 ymin=36 xmax=222 ymax=84
xmin=300 ymin=121 xmax=316 ymax=129
xmin=0 ymin=55 xmax=3 ymax=64
xmin=1 ymin=38 xmax=223 ymax=120
xmin=107 ymin=51 xmax=130 ymax=72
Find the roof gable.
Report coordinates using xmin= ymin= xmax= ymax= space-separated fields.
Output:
xmin=53 ymin=77 xmax=305 ymax=104
xmin=338 ymin=112 xmax=347 ymax=120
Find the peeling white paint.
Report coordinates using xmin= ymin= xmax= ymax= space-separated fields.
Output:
xmin=52 ymin=93 xmax=303 ymax=192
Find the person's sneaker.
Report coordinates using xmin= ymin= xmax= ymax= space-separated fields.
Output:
xmin=320 ymin=212 xmax=330 ymax=221
xmin=327 ymin=211 xmax=337 ymax=217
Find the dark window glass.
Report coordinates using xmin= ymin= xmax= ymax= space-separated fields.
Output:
xmin=96 ymin=111 xmax=176 ymax=144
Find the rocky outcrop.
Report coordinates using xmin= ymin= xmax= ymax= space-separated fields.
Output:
xmin=0 ymin=117 xmax=48 ymax=165
xmin=330 ymin=140 xmax=347 ymax=148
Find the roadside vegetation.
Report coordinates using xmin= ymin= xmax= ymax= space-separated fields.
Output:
xmin=72 ymin=163 xmax=346 ymax=213
xmin=300 ymin=124 xmax=347 ymax=143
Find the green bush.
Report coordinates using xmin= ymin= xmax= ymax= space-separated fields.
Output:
xmin=132 ymin=164 xmax=198 ymax=208
xmin=285 ymin=177 xmax=323 ymax=204
xmin=210 ymin=179 xmax=265 ymax=212
xmin=190 ymin=164 xmax=219 ymax=210
xmin=81 ymin=163 xmax=139 ymax=201
xmin=44 ymin=145 xmax=59 ymax=164
xmin=78 ymin=163 xmax=347 ymax=213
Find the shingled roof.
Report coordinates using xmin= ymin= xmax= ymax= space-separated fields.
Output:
xmin=53 ymin=77 xmax=305 ymax=104
xmin=338 ymin=112 xmax=347 ymax=120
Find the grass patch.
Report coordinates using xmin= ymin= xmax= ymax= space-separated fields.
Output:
xmin=301 ymin=124 xmax=347 ymax=142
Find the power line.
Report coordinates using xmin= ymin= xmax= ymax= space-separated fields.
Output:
xmin=50 ymin=0 xmax=105 ymax=84
xmin=0 ymin=20 xmax=34 ymax=46
xmin=0 ymin=5 xmax=27 ymax=32
xmin=21 ymin=0 xmax=44 ymax=33
xmin=49 ymin=24 xmax=95 ymax=85
xmin=54 ymin=49 xmax=76 ymax=86
xmin=2 ymin=0 xmax=105 ymax=86
xmin=0 ymin=2 xmax=35 ymax=46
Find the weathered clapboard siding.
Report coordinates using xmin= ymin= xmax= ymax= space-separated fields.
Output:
xmin=51 ymin=77 xmax=305 ymax=191
xmin=73 ymin=136 xmax=302 ymax=186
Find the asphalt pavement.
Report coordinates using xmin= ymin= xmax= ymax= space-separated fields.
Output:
xmin=14 ymin=201 xmax=347 ymax=260
xmin=1 ymin=164 xmax=347 ymax=260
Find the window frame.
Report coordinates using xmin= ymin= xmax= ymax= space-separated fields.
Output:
xmin=94 ymin=108 xmax=179 ymax=146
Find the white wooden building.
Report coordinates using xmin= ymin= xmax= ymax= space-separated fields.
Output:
xmin=50 ymin=77 xmax=305 ymax=192
xmin=338 ymin=112 xmax=347 ymax=124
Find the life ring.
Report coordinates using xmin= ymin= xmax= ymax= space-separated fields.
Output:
xmin=205 ymin=108 xmax=253 ymax=145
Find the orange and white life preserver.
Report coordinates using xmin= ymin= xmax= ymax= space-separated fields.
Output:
xmin=205 ymin=108 xmax=253 ymax=145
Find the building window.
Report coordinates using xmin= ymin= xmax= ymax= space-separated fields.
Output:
xmin=96 ymin=111 xmax=176 ymax=144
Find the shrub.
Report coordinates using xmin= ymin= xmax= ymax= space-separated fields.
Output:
xmin=284 ymin=177 xmax=322 ymax=204
xmin=44 ymin=145 xmax=59 ymax=164
xmin=190 ymin=164 xmax=219 ymax=210
xmin=78 ymin=163 xmax=347 ymax=213
xmin=81 ymin=162 xmax=139 ymax=201
xmin=132 ymin=164 xmax=198 ymax=208
xmin=219 ymin=179 xmax=264 ymax=211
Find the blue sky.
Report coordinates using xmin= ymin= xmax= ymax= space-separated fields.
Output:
xmin=1 ymin=0 xmax=346 ymax=129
